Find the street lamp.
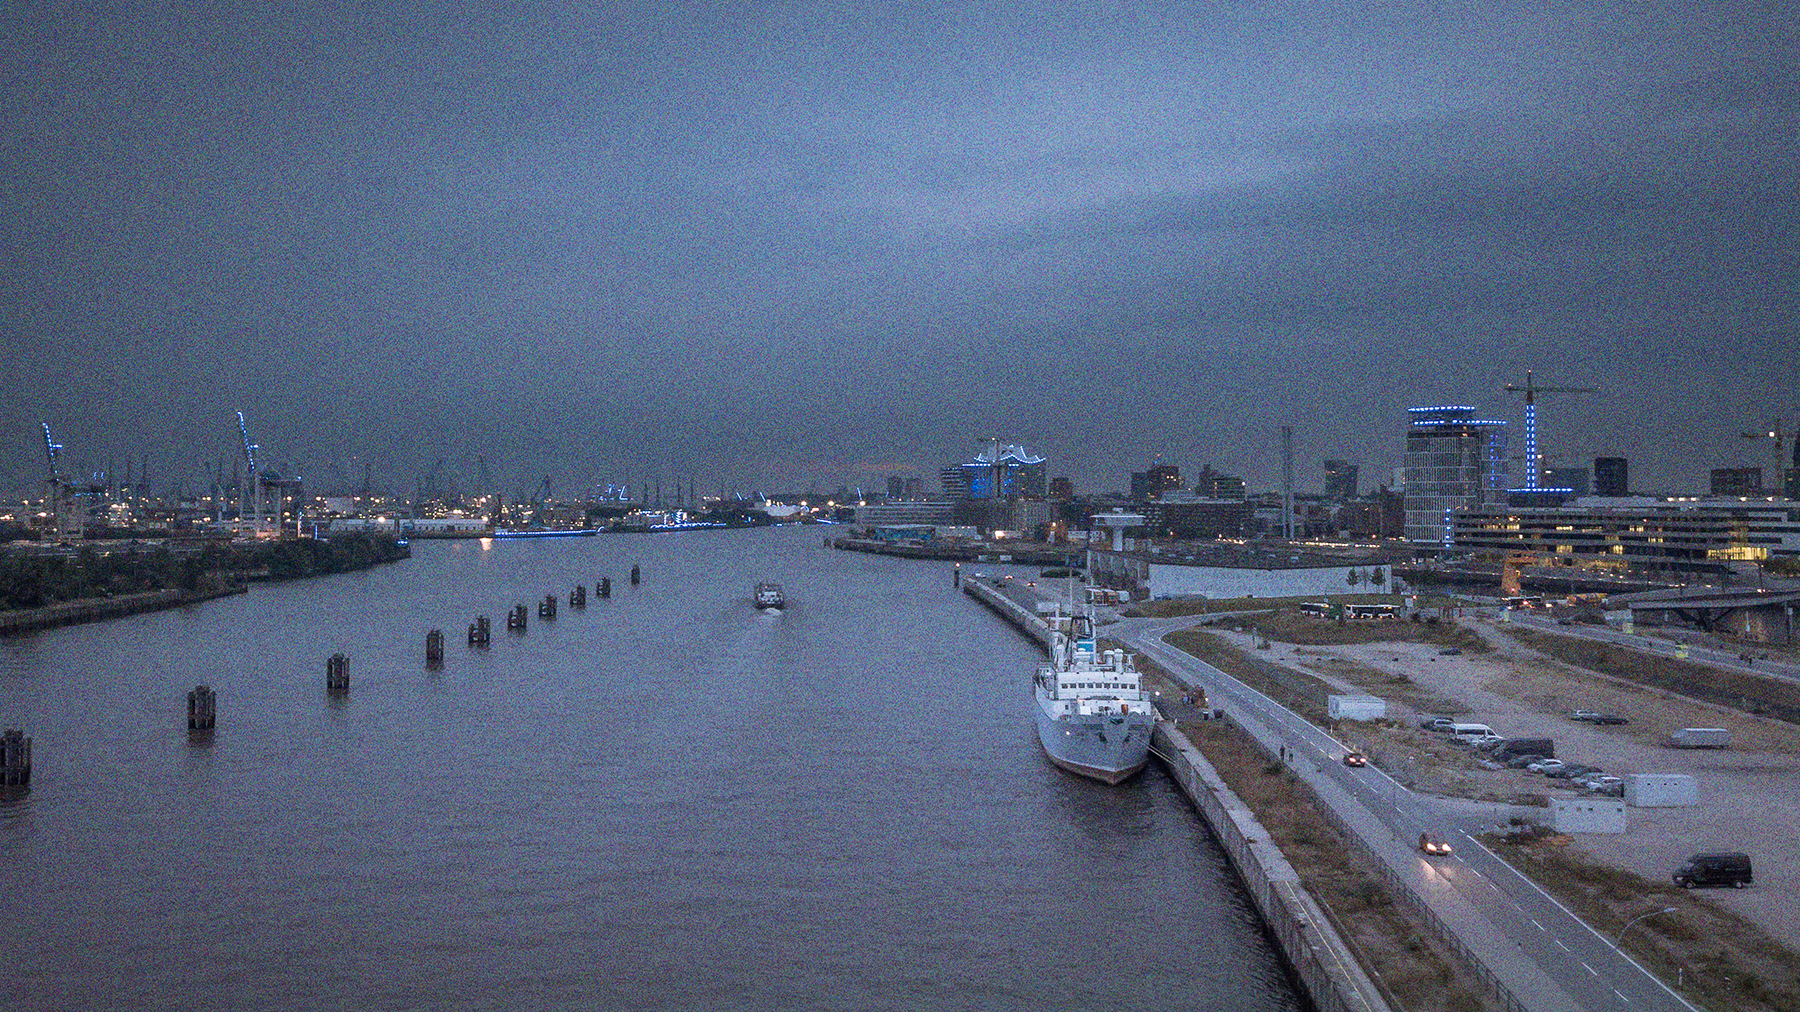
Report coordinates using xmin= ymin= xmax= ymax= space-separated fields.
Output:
xmin=1615 ymin=906 xmax=1676 ymax=946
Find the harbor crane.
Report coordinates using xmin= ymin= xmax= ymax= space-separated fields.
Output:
xmin=237 ymin=411 xmax=265 ymax=536
xmin=1502 ymin=370 xmax=1597 ymax=489
xmin=235 ymin=412 xmax=303 ymax=537
xmin=40 ymin=423 xmax=104 ymax=542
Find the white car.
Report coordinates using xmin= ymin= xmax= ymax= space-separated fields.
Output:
xmin=1582 ymin=774 xmax=1624 ymax=792
xmin=1527 ymin=758 xmax=1566 ymax=775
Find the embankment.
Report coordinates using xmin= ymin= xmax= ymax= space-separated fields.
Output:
xmin=1153 ymin=722 xmax=1395 ymax=1012
xmin=960 ymin=574 xmax=1391 ymax=1011
xmin=0 ymin=584 xmax=247 ymax=636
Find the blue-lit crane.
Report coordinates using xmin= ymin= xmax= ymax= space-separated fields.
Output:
xmin=41 ymin=423 xmax=104 ymax=542
xmin=236 ymin=411 xmax=264 ymax=536
xmin=1502 ymin=371 xmax=1597 ymax=489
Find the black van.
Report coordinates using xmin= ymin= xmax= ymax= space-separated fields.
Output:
xmin=1672 ymin=852 xmax=1753 ymax=888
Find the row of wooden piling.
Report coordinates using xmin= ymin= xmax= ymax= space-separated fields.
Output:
xmin=456 ymin=564 xmax=640 ymax=661
xmin=0 ymin=563 xmax=648 ymax=793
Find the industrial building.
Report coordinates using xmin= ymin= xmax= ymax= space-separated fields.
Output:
xmin=1087 ymin=542 xmax=1398 ymax=600
xmin=854 ymin=500 xmax=956 ymax=527
xmin=1449 ymin=497 xmax=1800 ymax=576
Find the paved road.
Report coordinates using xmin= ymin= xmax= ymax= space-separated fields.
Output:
xmin=1501 ymin=611 xmax=1800 ymax=686
xmin=1120 ymin=616 xmax=1703 ymax=1012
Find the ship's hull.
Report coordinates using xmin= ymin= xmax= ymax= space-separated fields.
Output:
xmin=1034 ymin=697 xmax=1154 ymax=784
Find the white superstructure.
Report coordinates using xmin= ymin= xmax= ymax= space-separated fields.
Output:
xmin=1033 ymin=612 xmax=1155 ymax=784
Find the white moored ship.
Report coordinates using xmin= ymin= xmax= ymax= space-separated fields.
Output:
xmin=1033 ymin=612 xmax=1156 ymax=784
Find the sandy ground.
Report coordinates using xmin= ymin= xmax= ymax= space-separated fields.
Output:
xmin=1263 ymin=622 xmax=1800 ymax=955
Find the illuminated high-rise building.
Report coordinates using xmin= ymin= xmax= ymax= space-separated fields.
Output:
xmin=1402 ymin=406 xmax=1509 ymax=550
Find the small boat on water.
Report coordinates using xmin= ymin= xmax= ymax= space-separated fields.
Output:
xmin=753 ymin=582 xmax=786 ymax=611
xmin=1033 ymin=610 xmax=1155 ymax=784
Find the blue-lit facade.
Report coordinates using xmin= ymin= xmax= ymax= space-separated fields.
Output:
xmin=1402 ymin=406 xmax=1509 ymax=550
xmin=961 ymin=444 xmax=1047 ymax=499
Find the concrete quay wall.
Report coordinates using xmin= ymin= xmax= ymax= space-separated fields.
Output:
xmin=961 ymin=577 xmax=1055 ymax=653
xmin=1153 ymin=722 xmax=1394 ymax=1012
xmin=962 ymin=577 xmax=1390 ymax=1012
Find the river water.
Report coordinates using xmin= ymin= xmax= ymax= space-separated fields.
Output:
xmin=1 ymin=526 xmax=1305 ymax=1011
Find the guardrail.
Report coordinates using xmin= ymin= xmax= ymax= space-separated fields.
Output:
xmin=1304 ymin=759 xmax=1529 ymax=1012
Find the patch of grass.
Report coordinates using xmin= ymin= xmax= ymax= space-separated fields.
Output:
xmin=1124 ymin=592 xmax=1426 ymax=618
xmin=1179 ymin=718 xmax=1499 ymax=1012
xmin=1211 ymin=607 xmax=1492 ymax=653
xmin=1487 ymin=834 xmax=1800 ymax=1012
xmin=1165 ymin=628 xmax=1336 ymax=725
xmin=1502 ymin=627 xmax=1800 ymax=726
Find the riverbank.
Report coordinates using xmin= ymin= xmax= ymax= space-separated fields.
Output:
xmin=0 ymin=583 xmax=248 ymax=635
xmin=959 ymin=573 xmax=1404 ymax=1011
xmin=0 ymin=533 xmax=408 ymax=636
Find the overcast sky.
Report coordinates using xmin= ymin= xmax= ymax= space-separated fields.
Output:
xmin=5 ymin=2 xmax=1797 ymax=500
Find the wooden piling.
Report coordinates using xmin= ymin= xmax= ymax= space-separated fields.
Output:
xmin=539 ymin=593 xmax=558 ymax=619
xmin=326 ymin=653 xmax=350 ymax=695
xmin=468 ymin=615 xmax=491 ymax=647
xmin=630 ymin=564 xmax=641 ymax=585
xmin=187 ymin=684 xmax=216 ymax=731
xmin=599 ymin=577 xmax=611 ymax=599
xmin=0 ymin=728 xmax=30 ymax=788
xmin=507 ymin=604 xmax=528 ymax=631
xmin=426 ymin=629 xmax=445 ymax=668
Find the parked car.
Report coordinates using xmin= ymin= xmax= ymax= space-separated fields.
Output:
xmin=1571 ymin=710 xmax=1601 ymax=722
xmin=1581 ymin=774 xmax=1624 ymax=793
xmin=1672 ymin=852 xmax=1753 ymax=889
xmin=1464 ymin=734 xmax=1506 ymax=749
xmin=1504 ymin=754 xmax=1542 ymax=769
xmin=1547 ymin=763 xmax=1600 ymax=780
xmin=1439 ymin=647 xmax=1463 ymax=656
xmin=1527 ymin=758 xmax=1567 ymax=775
xmin=1589 ymin=714 xmax=1629 ymax=725
xmin=1342 ymin=751 xmax=1368 ymax=767
xmin=1418 ymin=717 xmax=1456 ymax=732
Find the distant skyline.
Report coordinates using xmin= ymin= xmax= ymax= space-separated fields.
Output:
xmin=6 ymin=3 xmax=1797 ymax=499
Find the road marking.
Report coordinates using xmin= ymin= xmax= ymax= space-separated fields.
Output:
xmin=1555 ymin=939 xmax=1569 ymax=951
xmin=1614 ymin=987 xmax=1630 ymax=1002
xmin=1529 ymin=918 xmax=1545 ymax=931
xmin=1582 ymin=961 xmax=1599 ymax=976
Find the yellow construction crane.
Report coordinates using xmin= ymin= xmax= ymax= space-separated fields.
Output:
xmin=1502 ymin=370 xmax=1597 ymax=489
